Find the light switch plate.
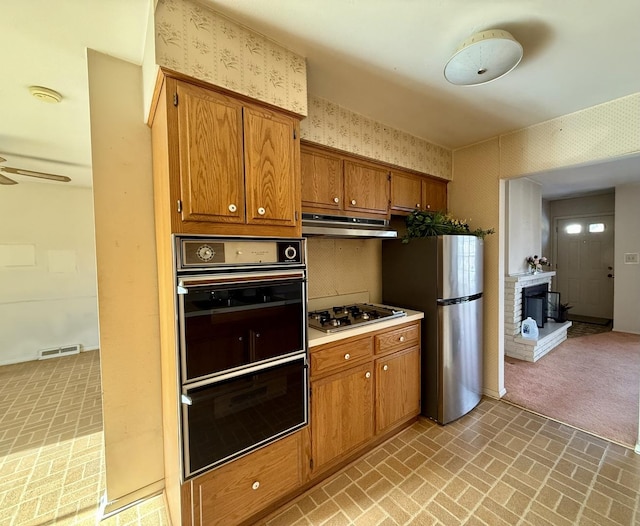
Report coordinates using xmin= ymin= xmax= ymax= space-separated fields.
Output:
xmin=624 ymin=253 xmax=639 ymax=264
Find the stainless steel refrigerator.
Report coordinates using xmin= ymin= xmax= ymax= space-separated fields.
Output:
xmin=382 ymin=235 xmax=483 ymax=424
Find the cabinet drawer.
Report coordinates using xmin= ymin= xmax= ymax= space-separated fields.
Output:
xmin=375 ymin=323 xmax=420 ymax=355
xmin=189 ymin=432 xmax=302 ymax=526
xmin=311 ymin=335 xmax=373 ymax=377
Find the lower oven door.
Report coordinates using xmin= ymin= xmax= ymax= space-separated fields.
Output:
xmin=181 ymin=353 xmax=308 ymax=479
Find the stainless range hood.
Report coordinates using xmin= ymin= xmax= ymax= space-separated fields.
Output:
xmin=302 ymin=213 xmax=398 ymax=239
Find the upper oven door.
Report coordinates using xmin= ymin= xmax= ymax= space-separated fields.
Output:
xmin=178 ymin=270 xmax=307 ymax=384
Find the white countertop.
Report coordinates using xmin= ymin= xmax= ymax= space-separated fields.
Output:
xmin=308 ymin=306 xmax=424 ymax=348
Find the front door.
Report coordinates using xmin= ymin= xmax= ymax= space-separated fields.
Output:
xmin=555 ymin=215 xmax=614 ymax=319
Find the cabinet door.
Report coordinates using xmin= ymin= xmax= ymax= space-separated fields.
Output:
xmin=301 ymin=147 xmax=343 ymax=211
xmin=244 ymin=105 xmax=298 ymax=226
xmin=375 ymin=346 xmax=421 ymax=434
xmin=344 ymin=160 xmax=390 ymax=215
xmin=177 ymin=81 xmax=245 ymax=224
xmin=421 ymin=178 xmax=447 ymax=212
xmin=311 ymin=362 xmax=374 ymax=471
xmin=390 ymin=171 xmax=423 ymax=214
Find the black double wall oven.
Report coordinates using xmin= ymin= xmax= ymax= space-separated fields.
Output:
xmin=175 ymin=236 xmax=308 ymax=479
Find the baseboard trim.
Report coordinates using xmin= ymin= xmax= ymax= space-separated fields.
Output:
xmin=98 ymin=480 xmax=165 ymax=521
xmin=483 ymin=387 xmax=506 ymax=399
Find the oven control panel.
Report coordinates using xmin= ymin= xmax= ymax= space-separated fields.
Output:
xmin=178 ymin=237 xmax=304 ymax=269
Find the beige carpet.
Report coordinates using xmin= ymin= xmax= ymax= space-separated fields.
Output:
xmin=504 ymin=331 xmax=640 ymax=447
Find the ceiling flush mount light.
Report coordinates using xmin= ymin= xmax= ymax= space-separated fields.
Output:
xmin=444 ymin=29 xmax=523 ymax=86
xmin=28 ymin=85 xmax=63 ymax=103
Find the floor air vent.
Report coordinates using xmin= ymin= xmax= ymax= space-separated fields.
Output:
xmin=38 ymin=344 xmax=81 ymax=360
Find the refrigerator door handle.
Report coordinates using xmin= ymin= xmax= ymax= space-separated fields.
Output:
xmin=437 ymin=292 xmax=483 ymax=306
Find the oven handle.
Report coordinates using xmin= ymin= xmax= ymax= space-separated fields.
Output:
xmin=183 ymin=353 xmax=307 ymax=392
xmin=177 ymin=270 xmax=306 ymax=293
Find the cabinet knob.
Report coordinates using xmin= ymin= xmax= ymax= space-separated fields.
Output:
xmin=350 ymin=199 xmax=356 ymax=205
xmin=416 ymin=204 xmax=421 ymax=208
xmin=426 ymin=204 xmax=431 ymax=209
xmin=257 ymin=207 xmax=266 ymax=216
xmin=344 ymin=353 xmax=350 ymax=360
xmin=333 ymin=197 xmax=339 ymax=203
xmin=228 ymin=203 xmax=237 ymax=213
xmin=383 ymin=364 xmax=388 ymax=372
xmin=399 ymin=336 xmax=405 ymax=342
xmin=365 ymin=371 xmax=371 ymax=379
xmin=252 ymin=481 xmax=260 ymax=490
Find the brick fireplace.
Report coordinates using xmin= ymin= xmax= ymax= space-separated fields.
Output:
xmin=504 ymin=271 xmax=572 ymax=362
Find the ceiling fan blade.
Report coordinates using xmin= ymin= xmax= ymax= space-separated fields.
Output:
xmin=1 ymin=166 xmax=71 ymax=183
xmin=0 ymin=172 xmax=18 ymax=185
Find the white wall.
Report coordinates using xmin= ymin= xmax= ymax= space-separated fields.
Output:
xmin=506 ymin=178 xmax=542 ymax=275
xmin=613 ymin=183 xmax=640 ymax=334
xmin=0 ymin=183 xmax=99 ymax=365
xmin=541 ymin=199 xmax=552 ymax=261
xmin=548 ymin=192 xmax=615 ymax=218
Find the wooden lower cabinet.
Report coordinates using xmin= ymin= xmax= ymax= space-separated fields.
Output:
xmin=309 ymin=320 xmax=421 ymax=476
xmin=311 ymin=362 xmax=374 ymax=471
xmin=183 ymin=431 xmax=303 ymax=526
xmin=180 ymin=321 xmax=422 ymax=525
xmin=375 ymin=346 xmax=421 ymax=433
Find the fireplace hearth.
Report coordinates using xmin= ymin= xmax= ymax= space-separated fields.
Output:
xmin=505 ymin=271 xmax=572 ymax=362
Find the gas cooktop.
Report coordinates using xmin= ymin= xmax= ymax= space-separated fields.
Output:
xmin=308 ymin=303 xmax=406 ymax=333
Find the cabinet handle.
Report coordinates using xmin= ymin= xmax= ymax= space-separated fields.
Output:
xmin=426 ymin=204 xmax=431 ymax=209
xmin=365 ymin=371 xmax=371 ymax=379
xmin=258 ymin=207 xmax=266 ymax=216
xmin=228 ymin=204 xmax=237 ymax=213
xmin=350 ymin=199 xmax=356 ymax=205
xmin=252 ymin=481 xmax=260 ymax=490
xmin=344 ymin=353 xmax=350 ymax=360
xmin=333 ymin=197 xmax=339 ymax=203
xmin=416 ymin=203 xmax=421 ymax=208
xmin=383 ymin=364 xmax=388 ymax=371
xmin=399 ymin=336 xmax=405 ymax=342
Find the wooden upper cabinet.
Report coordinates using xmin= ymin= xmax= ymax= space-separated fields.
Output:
xmin=153 ymin=76 xmax=301 ymax=236
xmin=177 ymin=81 xmax=245 ymax=224
xmin=301 ymin=148 xmax=343 ymax=211
xmin=344 ymin=160 xmax=390 ymax=216
xmin=422 ymin=178 xmax=447 ymax=212
xmin=244 ymin=105 xmax=297 ymax=226
xmin=391 ymin=170 xmax=448 ymax=215
xmin=390 ymin=171 xmax=423 ymax=214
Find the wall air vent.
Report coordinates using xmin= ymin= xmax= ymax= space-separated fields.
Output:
xmin=38 ymin=344 xmax=81 ymax=360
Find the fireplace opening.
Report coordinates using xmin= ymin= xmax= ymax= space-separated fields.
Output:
xmin=522 ymin=284 xmax=562 ymax=328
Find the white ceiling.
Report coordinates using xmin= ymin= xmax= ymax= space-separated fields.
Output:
xmin=1 ymin=0 xmax=639 ymax=197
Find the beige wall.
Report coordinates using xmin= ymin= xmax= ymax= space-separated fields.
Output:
xmin=499 ymin=93 xmax=640 ymax=178
xmin=452 ymin=93 xmax=640 ymax=418
xmin=302 ymin=95 xmax=452 ymax=180
xmin=506 ymin=179 xmax=543 ymax=275
xmin=450 ymin=138 xmax=505 ymax=398
xmin=0 ymin=184 xmax=99 ymax=365
xmin=154 ymin=0 xmax=307 ymax=115
xmin=307 ymin=238 xmax=382 ymax=305
xmin=87 ymin=50 xmax=164 ymax=507
xmin=613 ymin=183 xmax=640 ymax=335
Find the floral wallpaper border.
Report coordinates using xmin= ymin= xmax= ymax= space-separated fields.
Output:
xmin=301 ymin=95 xmax=452 ymax=180
xmin=155 ymin=0 xmax=307 ymax=116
